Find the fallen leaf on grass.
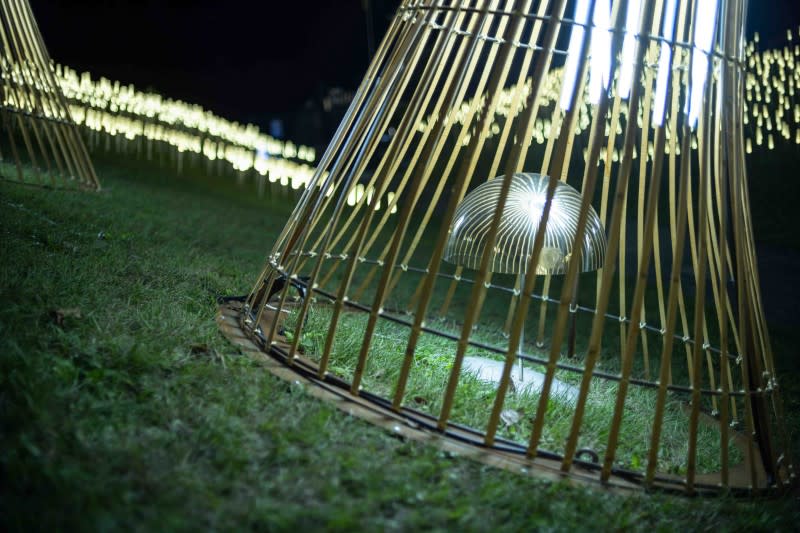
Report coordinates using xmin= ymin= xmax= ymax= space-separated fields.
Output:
xmin=500 ymin=409 xmax=522 ymax=427
xmin=49 ymin=308 xmax=82 ymax=327
xmin=189 ymin=343 xmax=227 ymax=368
xmin=189 ymin=343 xmax=210 ymax=355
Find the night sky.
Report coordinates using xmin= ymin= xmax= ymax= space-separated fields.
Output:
xmin=32 ymin=1 xmax=800 ymax=129
xmin=32 ymin=0 xmax=399 ymax=124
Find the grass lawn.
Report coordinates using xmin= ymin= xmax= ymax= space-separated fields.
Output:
xmin=1 ymin=155 xmax=799 ymax=531
xmin=286 ymin=305 xmax=741 ymax=477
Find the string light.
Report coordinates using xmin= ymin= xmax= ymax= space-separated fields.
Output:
xmin=413 ymin=22 xmax=800 ymax=160
xmin=4 ymin=22 xmax=797 ymax=203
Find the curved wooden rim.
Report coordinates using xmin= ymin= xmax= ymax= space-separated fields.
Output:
xmin=217 ymin=298 xmax=791 ymax=497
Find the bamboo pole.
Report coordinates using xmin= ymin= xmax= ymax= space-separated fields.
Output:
xmin=316 ymin=3 xmax=478 ymax=378
xmin=394 ymin=0 xmax=545 ymax=409
xmin=265 ymin=4 xmax=433 ymax=354
xmin=247 ymin=1 xmax=420 ymax=331
xmin=353 ymin=1 xmax=502 ymax=395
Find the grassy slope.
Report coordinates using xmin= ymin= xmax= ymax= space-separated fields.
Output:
xmin=1 ymin=160 xmax=798 ymax=531
xmin=288 ymin=306 xmax=741 ymax=476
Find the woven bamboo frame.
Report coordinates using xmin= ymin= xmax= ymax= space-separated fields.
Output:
xmin=0 ymin=0 xmax=99 ymax=190
xmin=222 ymin=0 xmax=795 ymax=495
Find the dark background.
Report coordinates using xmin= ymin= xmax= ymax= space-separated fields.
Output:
xmin=32 ymin=1 xmax=800 ymax=134
xmin=33 ymin=0 xmax=399 ymax=132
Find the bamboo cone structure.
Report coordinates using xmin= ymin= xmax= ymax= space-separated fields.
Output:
xmin=0 ymin=0 xmax=99 ymax=189
xmin=220 ymin=0 xmax=796 ymax=495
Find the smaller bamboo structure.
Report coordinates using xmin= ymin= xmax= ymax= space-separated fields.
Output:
xmin=0 ymin=0 xmax=99 ymax=190
xmin=221 ymin=0 xmax=796 ymax=495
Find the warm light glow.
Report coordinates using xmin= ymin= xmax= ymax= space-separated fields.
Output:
xmin=7 ymin=65 xmax=402 ymax=213
xmin=4 ymin=25 xmax=791 ymax=209
xmin=409 ymin=25 xmax=799 ymax=159
xmin=526 ymin=191 xmax=547 ymax=222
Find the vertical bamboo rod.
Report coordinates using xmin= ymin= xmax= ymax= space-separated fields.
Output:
xmin=390 ymin=2 xmax=547 ymax=311
xmin=644 ymin=130 xmax=693 ymax=485
xmin=525 ymin=0 xmax=650 ymax=467
xmin=395 ymin=0 xmax=549 ymax=410
xmin=245 ymin=1 xmax=410 ymax=305
xmin=560 ymin=0 xmax=662 ymax=473
xmin=6 ymin=0 xmax=57 ymax=185
xmin=486 ymin=4 xmax=546 ymax=181
xmin=483 ymin=1 xmax=575 ymax=443
xmin=602 ymin=121 xmax=668 ymax=479
xmin=316 ymin=4 xmax=474 ymax=377
xmin=269 ymin=3 xmax=436 ymax=355
xmin=308 ymin=13 xmax=452 ymax=281
xmin=686 ymin=41 xmax=717 ymax=491
xmin=565 ymin=6 xmax=654 ymax=471
xmin=0 ymin=5 xmax=43 ymax=185
xmin=313 ymin=13 xmax=438 ymax=288
xmin=739 ymin=154 xmax=780 ymax=482
xmin=714 ymin=0 xmax=739 ymax=485
xmin=663 ymin=0 xmax=696 ymax=386
xmin=732 ymin=133 xmax=760 ymax=489
xmin=17 ymin=0 xmax=98 ymax=188
xmin=352 ymin=9 xmax=498 ymax=302
xmin=384 ymin=0 xmax=525 ymax=302
xmin=437 ymin=0 xmax=568 ymax=431
xmin=249 ymin=3 xmax=423 ymax=331
xmin=633 ymin=8 xmax=661 ymax=380
xmin=524 ymin=0 xmax=618 ymax=457
xmin=352 ymin=2 xmax=499 ymax=395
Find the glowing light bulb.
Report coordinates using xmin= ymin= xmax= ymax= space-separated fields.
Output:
xmin=527 ymin=192 xmax=547 ymax=221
